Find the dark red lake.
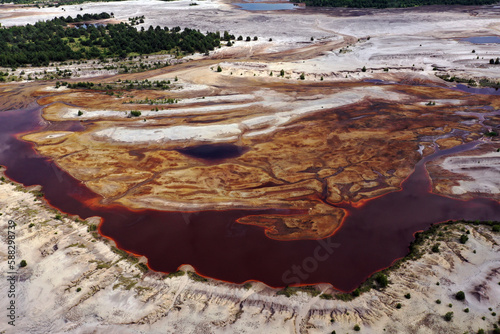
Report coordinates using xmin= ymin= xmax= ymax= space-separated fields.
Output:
xmin=1 ymin=105 xmax=499 ymax=292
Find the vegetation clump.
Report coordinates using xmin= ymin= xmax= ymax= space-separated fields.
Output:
xmin=187 ymin=271 xmax=208 ymax=282
xmin=277 ymin=286 xmax=320 ymax=297
xmin=444 ymin=311 xmax=454 ymax=321
xmin=0 ymin=14 xmax=224 ymax=67
xmin=130 ymin=110 xmax=142 ymax=117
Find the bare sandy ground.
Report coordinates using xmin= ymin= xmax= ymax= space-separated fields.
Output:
xmin=440 ymin=151 xmax=500 ymax=195
xmin=0 ymin=172 xmax=499 ymax=333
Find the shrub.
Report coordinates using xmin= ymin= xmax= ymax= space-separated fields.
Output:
xmin=300 ymin=73 xmax=305 ymax=80
xmin=431 ymin=244 xmax=440 ymax=253
xmin=361 ymin=66 xmax=367 ymax=72
xmin=444 ymin=311 xmax=454 ymax=321
xmin=404 ymin=293 xmax=411 ymax=299
xmin=76 ymin=287 xmax=81 ymax=292
xmin=396 ymin=303 xmax=402 ymax=309
xmin=354 ymin=324 xmax=360 ymax=331
xmin=477 ymin=329 xmax=485 ymax=334
xmin=137 ymin=263 xmax=149 ymax=272
xmin=376 ymin=273 xmax=388 ymax=288
xmin=29 ymin=223 xmax=35 ymax=228
xmin=246 ymin=36 xmax=251 ymax=42
xmin=464 ymin=308 xmax=469 ymax=313
xmin=217 ymin=65 xmax=222 ymax=72
xmin=455 ymin=291 xmax=465 ymax=301
xmin=460 ymin=234 xmax=469 ymax=244
xmin=77 ymin=110 xmax=83 ymax=116
xmin=436 ymin=299 xmax=441 ymax=304
xmin=253 ymin=36 xmax=258 ymax=41
xmin=55 ymin=214 xmax=62 ymax=220
xmin=20 ymin=260 xmax=27 ymax=267
xmin=130 ymin=110 xmax=141 ymax=117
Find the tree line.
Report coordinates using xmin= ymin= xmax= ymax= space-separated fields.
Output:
xmin=0 ymin=14 xmax=224 ymax=67
xmin=289 ymin=0 xmax=497 ymax=8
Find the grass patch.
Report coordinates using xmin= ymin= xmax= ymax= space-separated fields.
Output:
xmin=165 ymin=270 xmax=185 ymax=279
xmin=277 ymin=285 xmax=320 ymax=297
xmin=187 ymin=271 xmax=208 ymax=282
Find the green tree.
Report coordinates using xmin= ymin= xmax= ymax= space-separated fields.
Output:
xmin=375 ymin=273 xmax=388 ymax=288
xmin=455 ymin=291 xmax=465 ymax=301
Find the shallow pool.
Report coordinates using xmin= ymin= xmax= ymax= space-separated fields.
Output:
xmin=235 ymin=2 xmax=298 ymax=10
xmin=461 ymin=36 xmax=500 ymax=44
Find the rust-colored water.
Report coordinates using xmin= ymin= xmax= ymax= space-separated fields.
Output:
xmin=1 ymin=106 xmax=499 ymax=291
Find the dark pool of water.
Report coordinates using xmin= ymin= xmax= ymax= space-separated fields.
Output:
xmin=1 ymin=106 xmax=499 ymax=292
xmin=235 ymin=2 xmax=298 ymax=10
xmin=461 ymin=36 xmax=500 ymax=44
xmin=176 ymin=144 xmax=249 ymax=160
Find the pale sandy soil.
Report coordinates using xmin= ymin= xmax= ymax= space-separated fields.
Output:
xmin=0 ymin=171 xmax=499 ymax=333
xmin=440 ymin=151 xmax=500 ymax=195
